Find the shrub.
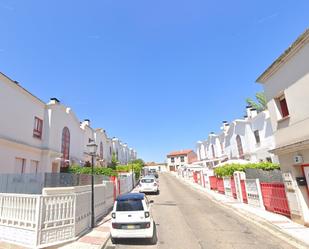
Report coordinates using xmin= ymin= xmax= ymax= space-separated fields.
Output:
xmin=116 ymin=163 xmax=143 ymax=180
xmin=68 ymin=165 xmax=118 ymax=176
xmin=214 ymin=162 xmax=280 ymax=178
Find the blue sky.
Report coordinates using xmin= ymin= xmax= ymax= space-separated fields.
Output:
xmin=0 ymin=0 xmax=308 ymax=162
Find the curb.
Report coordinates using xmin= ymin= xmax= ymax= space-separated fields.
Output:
xmin=173 ymin=174 xmax=309 ymax=249
xmin=100 ymin=234 xmax=111 ymax=249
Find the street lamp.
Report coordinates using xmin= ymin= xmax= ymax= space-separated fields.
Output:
xmin=87 ymin=141 xmax=98 ymax=228
xmin=131 ymin=162 xmax=134 ymax=189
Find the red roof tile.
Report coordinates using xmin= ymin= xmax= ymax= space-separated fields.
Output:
xmin=167 ymin=149 xmax=193 ymax=157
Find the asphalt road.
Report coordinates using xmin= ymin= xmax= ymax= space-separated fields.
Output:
xmin=105 ymin=173 xmax=297 ymax=249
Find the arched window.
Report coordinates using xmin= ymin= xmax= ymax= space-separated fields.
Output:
xmin=100 ymin=142 xmax=103 ymax=159
xmin=211 ymin=145 xmax=216 ymax=158
xmin=61 ymin=127 xmax=70 ymax=169
xmin=236 ymin=135 xmax=244 ymax=159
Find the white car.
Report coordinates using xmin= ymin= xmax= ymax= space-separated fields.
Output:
xmin=139 ymin=176 xmax=159 ymax=194
xmin=111 ymin=193 xmax=157 ymax=244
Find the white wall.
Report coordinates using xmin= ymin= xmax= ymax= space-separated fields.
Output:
xmin=0 ymin=73 xmax=138 ymax=174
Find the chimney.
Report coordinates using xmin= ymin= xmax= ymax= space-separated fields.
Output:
xmin=246 ymin=105 xmax=252 ymax=118
xmin=222 ymin=121 xmax=229 ymax=132
xmin=50 ymin=97 xmax=60 ymax=104
xmin=250 ymin=108 xmax=258 ymax=118
xmin=83 ymin=119 xmax=91 ymax=126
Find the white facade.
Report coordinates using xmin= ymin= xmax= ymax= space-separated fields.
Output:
xmin=0 ymin=72 xmax=137 ymax=173
xmin=166 ymin=150 xmax=197 ymax=171
xmin=257 ymin=29 xmax=309 ymax=225
xmin=196 ymin=108 xmax=278 ymax=169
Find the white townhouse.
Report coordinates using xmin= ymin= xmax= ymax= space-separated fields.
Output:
xmin=94 ymin=128 xmax=112 ymax=167
xmin=196 ymin=107 xmax=277 ymax=169
xmin=0 ymin=73 xmax=84 ymax=173
xmin=0 ymin=72 xmax=137 ymax=173
xmin=256 ymin=29 xmax=309 ymax=225
xmin=0 ymin=73 xmax=47 ymax=174
xmin=111 ymin=138 xmax=135 ymax=165
xmin=45 ymin=98 xmax=85 ymax=172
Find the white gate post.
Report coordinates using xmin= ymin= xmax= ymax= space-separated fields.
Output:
xmin=233 ymin=171 xmax=246 ymax=203
xmin=255 ymin=178 xmax=265 ymax=209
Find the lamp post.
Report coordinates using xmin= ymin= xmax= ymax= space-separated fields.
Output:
xmin=87 ymin=141 xmax=98 ymax=228
xmin=131 ymin=162 xmax=134 ymax=189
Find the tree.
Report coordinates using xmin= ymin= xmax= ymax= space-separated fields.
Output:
xmin=131 ymin=159 xmax=145 ymax=167
xmin=246 ymin=92 xmax=267 ymax=112
xmin=109 ymin=152 xmax=118 ymax=170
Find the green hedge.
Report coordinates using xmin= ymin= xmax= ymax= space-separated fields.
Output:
xmin=116 ymin=163 xmax=143 ymax=180
xmin=214 ymin=162 xmax=280 ymax=178
xmin=68 ymin=165 xmax=118 ymax=176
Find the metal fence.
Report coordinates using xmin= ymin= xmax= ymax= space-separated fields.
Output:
xmin=245 ymin=169 xmax=283 ymax=183
xmin=0 ymin=173 xmax=110 ymax=194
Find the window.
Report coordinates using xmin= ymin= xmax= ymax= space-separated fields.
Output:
xmin=266 ymin=157 xmax=272 ymax=163
xmin=100 ymin=142 xmax=103 ymax=159
xmin=277 ymin=95 xmax=289 ymax=118
xmin=236 ymin=135 xmax=244 ymax=159
xmin=171 ymin=157 xmax=175 ymax=163
xmin=254 ymin=130 xmax=260 ymax=144
xmin=211 ymin=145 xmax=216 ymax=158
xmin=141 ymin=179 xmax=154 ymax=183
xmin=61 ymin=127 xmax=70 ymax=170
xmin=221 ymin=143 xmax=224 ymax=154
xmin=30 ymin=160 xmax=39 ymax=174
xmin=15 ymin=158 xmax=26 ymax=174
xmin=116 ymin=199 xmax=144 ymax=211
xmin=33 ymin=117 xmax=43 ymax=139
xmin=110 ymin=146 xmax=112 ymax=155
xmin=180 ymin=156 xmax=185 ymax=162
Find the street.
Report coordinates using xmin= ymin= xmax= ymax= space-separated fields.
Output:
xmin=105 ymin=173 xmax=296 ymax=249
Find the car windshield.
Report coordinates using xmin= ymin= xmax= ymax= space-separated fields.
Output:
xmin=141 ymin=179 xmax=154 ymax=183
xmin=116 ymin=199 xmax=144 ymax=211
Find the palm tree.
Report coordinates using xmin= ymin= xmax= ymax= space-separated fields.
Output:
xmin=246 ymin=92 xmax=267 ymax=112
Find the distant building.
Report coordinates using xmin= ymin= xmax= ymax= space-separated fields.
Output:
xmin=144 ymin=162 xmax=168 ymax=172
xmin=166 ymin=150 xmax=197 ymax=171
xmin=256 ymin=29 xmax=309 ymax=225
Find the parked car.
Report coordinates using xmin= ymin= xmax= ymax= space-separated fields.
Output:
xmin=149 ymin=169 xmax=159 ymax=178
xmin=139 ymin=176 xmax=159 ymax=194
xmin=111 ymin=193 xmax=157 ymax=244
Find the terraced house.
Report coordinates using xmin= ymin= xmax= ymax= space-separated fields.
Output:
xmin=0 ymin=72 xmax=137 ymax=174
xmin=196 ymin=107 xmax=278 ymax=168
xmin=257 ymin=29 xmax=309 ymax=225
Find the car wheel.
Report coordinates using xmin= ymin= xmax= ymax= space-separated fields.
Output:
xmin=156 ymin=189 xmax=160 ymax=195
xmin=111 ymin=237 xmax=119 ymax=244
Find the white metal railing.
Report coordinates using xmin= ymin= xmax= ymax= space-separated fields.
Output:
xmin=223 ymin=177 xmax=232 ymax=198
xmin=0 ymin=176 xmax=130 ymax=248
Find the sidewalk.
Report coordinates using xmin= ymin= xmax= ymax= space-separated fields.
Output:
xmin=48 ymin=215 xmax=111 ymax=249
xmin=172 ymin=173 xmax=309 ymax=249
